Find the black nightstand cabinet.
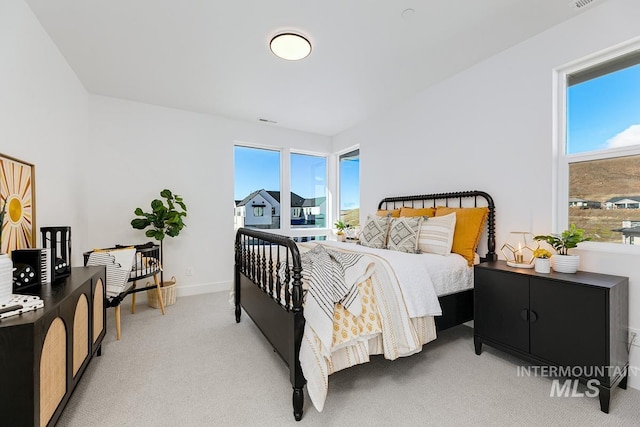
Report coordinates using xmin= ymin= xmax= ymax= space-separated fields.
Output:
xmin=474 ymin=261 xmax=629 ymax=413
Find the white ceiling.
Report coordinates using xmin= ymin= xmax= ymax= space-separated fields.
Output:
xmin=25 ymin=0 xmax=603 ymax=136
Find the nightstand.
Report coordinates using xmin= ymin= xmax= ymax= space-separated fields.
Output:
xmin=474 ymin=261 xmax=629 ymax=413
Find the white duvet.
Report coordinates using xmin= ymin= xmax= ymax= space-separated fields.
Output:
xmin=317 ymin=240 xmax=473 ymax=317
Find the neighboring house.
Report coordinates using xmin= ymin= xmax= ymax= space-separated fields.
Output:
xmin=612 ymin=220 xmax=640 ymax=245
xmin=568 ymin=198 xmax=601 ymax=209
xmin=234 ymin=189 xmax=326 ymax=229
xmin=235 ymin=189 xmax=280 ymax=229
xmin=299 ymin=196 xmax=327 ymax=227
xmin=604 ymin=196 xmax=640 ymax=209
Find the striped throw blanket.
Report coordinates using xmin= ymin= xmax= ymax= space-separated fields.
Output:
xmin=300 ymin=244 xmax=375 ymax=357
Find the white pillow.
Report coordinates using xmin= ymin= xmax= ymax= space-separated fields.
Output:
xmin=417 ymin=212 xmax=456 ymax=255
xmin=358 ymin=215 xmax=390 ymax=249
xmin=387 ymin=216 xmax=423 ymax=253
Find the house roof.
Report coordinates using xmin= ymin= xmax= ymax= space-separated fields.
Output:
xmin=612 ymin=226 xmax=640 ymax=236
xmin=236 ymin=189 xmax=263 ymax=207
xmin=236 ymin=189 xmax=321 ymax=208
xmin=266 ymin=191 xmax=304 ymax=207
xmin=606 ymin=196 xmax=640 ymax=203
xmin=302 ymin=197 xmax=326 ymax=208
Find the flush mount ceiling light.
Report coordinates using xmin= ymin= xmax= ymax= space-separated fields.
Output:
xmin=270 ymin=33 xmax=311 ymax=61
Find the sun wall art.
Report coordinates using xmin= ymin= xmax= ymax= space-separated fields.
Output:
xmin=0 ymin=153 xmax=36 ymax=254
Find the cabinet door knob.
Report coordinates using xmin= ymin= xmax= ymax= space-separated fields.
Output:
xmin=529 ymin=311 xmax=538 ymax=323
xmin=520 ymin=309 xmax=529 ymax=321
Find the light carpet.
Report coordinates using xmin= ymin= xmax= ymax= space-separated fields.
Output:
xmin=58 ymin=291 xmax=640 ymax=426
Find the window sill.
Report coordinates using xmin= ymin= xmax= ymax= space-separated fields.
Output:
xmin=575 ymin=241 xmax=640 ymax=256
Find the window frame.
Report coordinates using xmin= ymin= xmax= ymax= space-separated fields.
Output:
xmin=234 ymin=142 xmax=332 ymax=239
xmin=336 ymin=145 xmax=360 ymax=228
xmin=288 ymin=148 xmax=330 ymax=237
xmin=553 ymin=38 xmax=640 ymax=253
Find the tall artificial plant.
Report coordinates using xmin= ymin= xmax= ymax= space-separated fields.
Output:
xmin=131 ymin=189 xmax=187 ymax=283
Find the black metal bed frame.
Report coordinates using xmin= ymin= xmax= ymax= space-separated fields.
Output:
xmin=234 ymin=190 xmax=496 ymax=421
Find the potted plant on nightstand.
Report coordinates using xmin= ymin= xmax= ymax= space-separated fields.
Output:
xmin=532 ymin=248 xmax=552 ymax=274
xmin=534 ymin=224 xmax=590 ymax=273
xmin=334 ymin=220 xmax=350 ymax=242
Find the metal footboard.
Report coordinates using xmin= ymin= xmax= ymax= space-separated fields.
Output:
xmin=234 ymin=228 xmax=306 ymax=421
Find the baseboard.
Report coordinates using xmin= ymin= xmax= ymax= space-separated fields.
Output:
xmin=171 ymin=280 xmax=232 ymax=298
xmin=628 ymin=348 xmax=640 ymax=391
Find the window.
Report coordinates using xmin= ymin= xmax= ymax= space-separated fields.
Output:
xmin=339 ymin=149 xmax=360 ymax=228
xmin=234 ymin=145 xmax=330 ymax=236
xmin=234 ymin=146 xmax=280 ymax=229
xmin=558 ymin=45 xmax=640 ymax=245
xmin=290 ymin=153 xmax=327 ymax=229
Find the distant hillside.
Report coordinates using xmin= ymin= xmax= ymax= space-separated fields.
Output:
xmin=570 ymin=156 xmax=640 ymax=202
xmin=340 ymin=208 xmax=360 ymax=227
xmin=570 ymin=156 xmax=640 ymax=242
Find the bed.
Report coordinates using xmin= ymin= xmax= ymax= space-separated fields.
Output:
xmin=234 ymin=190 xmax=496 ymax=420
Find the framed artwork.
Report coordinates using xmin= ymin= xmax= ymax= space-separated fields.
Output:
xmin=0 ymin=153 xmax=36 ymax=254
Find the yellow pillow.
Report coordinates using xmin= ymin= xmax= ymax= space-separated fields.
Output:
xmin=377 ymin=209 xmax=401 ymax=218
xmin=399 ymin=207 xmax=436 ymax=218
xmin=436 ymin=206 xmax=489 ymax=266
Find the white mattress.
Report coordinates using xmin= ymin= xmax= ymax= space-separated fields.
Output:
xmin=317 ymin=240 xmax=473 ymax=297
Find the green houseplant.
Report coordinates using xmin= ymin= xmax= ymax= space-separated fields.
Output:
xmin=334 ymin=220 xmax=350 ymax=241
xmin=131 ymin=189 xmax=187 ymax=284
xmin=534 ymin=224 xmax=590 ymax=273
xmin=533 ymin=224 xmax=590 ymax=255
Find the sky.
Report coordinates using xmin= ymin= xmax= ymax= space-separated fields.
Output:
xmin=567 ymin=63 xmax=640 ymax=154
xmin=234 ymin=146 xmax=360 ymax=210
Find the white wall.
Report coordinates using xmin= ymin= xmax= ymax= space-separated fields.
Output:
xmin=0 ymin=0 xmax=89 ymax=265
xmin=7 ymin=0 xmax=639 ymax=394
xmin=88 ymin=95 xmax=331 ymax=295
xmin=333 ymin=0 xmax=640 ymax=389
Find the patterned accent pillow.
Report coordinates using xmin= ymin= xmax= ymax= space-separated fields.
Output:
xmin=387 ymin=216 xmax=423 ymax=253
xmin=417 ymin=212 xmax=456 ymax=256
xmin=358 ymin=215 xmax=390 ymax=249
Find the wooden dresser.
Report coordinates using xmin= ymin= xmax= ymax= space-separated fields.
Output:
xmin=0 ymin=266 xmax=106 ymax=426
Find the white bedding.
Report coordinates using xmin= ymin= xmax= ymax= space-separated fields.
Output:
xmin=315 ymin=240 xmax=473 ymax=317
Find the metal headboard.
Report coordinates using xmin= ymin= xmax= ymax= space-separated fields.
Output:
xmin=378 ymin=190 xmax=496 ymax=261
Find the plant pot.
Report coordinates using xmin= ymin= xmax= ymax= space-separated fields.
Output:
xmin=534 ymin=258 xmax=551 ymax=274
xmin=552 ymin=254 xmax=580 ymax=273
xmin=336 ymin=233 xmax=346 ymax=242
xmin=0 ymin=254 xmax=13 ymax=304
xmin=147 ymin=276 xmax=177 ymax=309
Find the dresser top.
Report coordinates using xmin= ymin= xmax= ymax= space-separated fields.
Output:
xmin=476 ymin=260 xmax=628 ymax=289
xmin=0 ymin=266 xmax=104 ymax=327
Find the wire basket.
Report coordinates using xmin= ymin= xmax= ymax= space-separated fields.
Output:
xmin=147 ymin=276 xmax=177 ymax=309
